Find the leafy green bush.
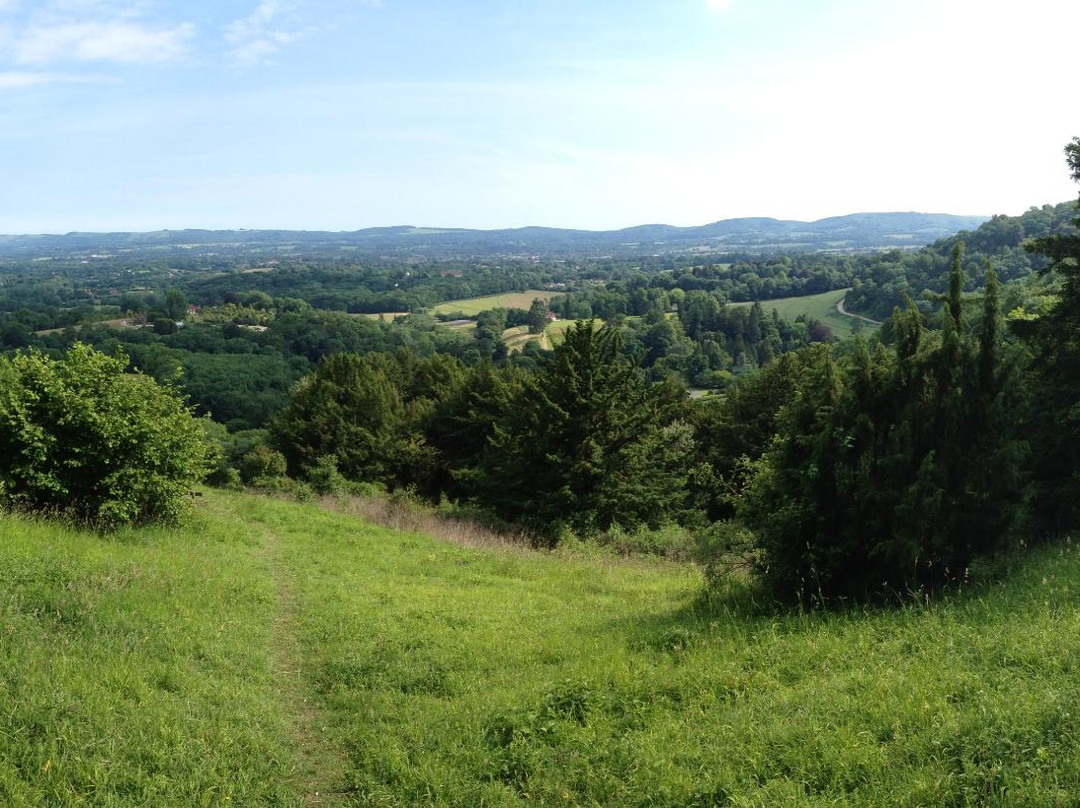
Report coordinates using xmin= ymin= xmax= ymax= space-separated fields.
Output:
xmin=238 ymin=445 xmax=289 ymax=486
xmin=0 ymin=343 xmax=211 ymax=527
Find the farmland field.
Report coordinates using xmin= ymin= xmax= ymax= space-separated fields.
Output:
xmin=733 ymin=288 xmax=877 ymax=338
xmin=4 ymin=490 xmax=1080 ymax=805
xmin=431 ymin=290 xmax=563 ymax=316
xmin=502 ymin=318 xmax=601 ymax=352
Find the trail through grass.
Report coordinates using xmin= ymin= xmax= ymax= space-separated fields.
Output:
xmin=4 ymin=491 xmax=1080 ymax=805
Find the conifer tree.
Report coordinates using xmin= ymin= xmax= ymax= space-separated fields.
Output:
xmin=477 ymin=321 xmax=691 ymax=540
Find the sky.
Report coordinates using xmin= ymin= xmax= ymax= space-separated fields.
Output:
xmin=0 ymin=0 xmax=1078 ymax=234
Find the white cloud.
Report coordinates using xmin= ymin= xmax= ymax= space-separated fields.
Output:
xmin=0 ymin=70 xmax=103 ymax=88
xmin=14 ymin=20 xmax=194 ymax=65
xmin=225 ymin=1 xmax=301 ymax=65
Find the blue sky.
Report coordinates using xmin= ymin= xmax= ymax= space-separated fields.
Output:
xmin=0 ymin=0 xmax=1078 ymax=233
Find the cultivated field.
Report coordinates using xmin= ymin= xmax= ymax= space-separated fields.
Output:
xmin=502 ymin=318 xmax=600 ymax=352
xmin=432 ymin=290 xmax=563 ymax=316
xmin=734 ymin=288 xmax=877 ymax=338
xmin=3 ymin=490 xmax=1079 ymax=805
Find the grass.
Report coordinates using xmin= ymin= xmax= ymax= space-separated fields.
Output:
xmin=431 ymin=291 xmax=563 ymax=317
xmin=733 ymin=288 xmax=876 ymax=338
xmin=0 ymin=505 xmax=295 ymax=806
xmin=4 ymin=491 xmax=1080 ymax=805
xmin=502 ymin=319 xmax=602 ymax=352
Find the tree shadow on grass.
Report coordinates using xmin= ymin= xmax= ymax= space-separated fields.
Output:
xmin=614 ymin=545 xmax=1056 ymax=658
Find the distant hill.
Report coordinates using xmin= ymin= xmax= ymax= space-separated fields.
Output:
xmin=0 ymin=212 xmax=989 ymax=259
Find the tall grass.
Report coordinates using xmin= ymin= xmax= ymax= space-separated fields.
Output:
xmin=2 ymin=492 xmax=1079 ymax=805
xmin=0 ymin=510 xmax=297 ymax=806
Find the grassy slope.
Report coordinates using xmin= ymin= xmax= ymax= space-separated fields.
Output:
xmin=734 ymin=289 xmax=874 ymax=338
xmin=3 ymin=492 xmax=1080 ymax=805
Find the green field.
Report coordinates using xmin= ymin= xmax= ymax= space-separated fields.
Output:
xmin=734 ymin=288 xmax=878 ymax=338
xmin=432 ymin=290 xmax=563 ymax=317
xmin=3 ymin=490 xmax=1080 ymax=805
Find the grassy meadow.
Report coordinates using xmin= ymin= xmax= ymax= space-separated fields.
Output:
xmin=3 ymin=490 xmax=1080 ymax=805
xmin=734 ymin=289 xmax=877 ymax=338
xmin=431 ymin=291 xmax=563 ymax=317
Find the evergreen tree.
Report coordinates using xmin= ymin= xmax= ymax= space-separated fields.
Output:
xmin=477 ymin=321 xmax=691 ymax=540
xmin=272 ymin=353 xmax=430 ymax=486
xmin=742 ymin=268 xmax=1027 ymax=602
xmin=1022 ymin=137 xmax=1080 ymax=531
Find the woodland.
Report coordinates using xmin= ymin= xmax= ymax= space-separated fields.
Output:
xmin=1 ymin=139 xmax=1079 ymax=603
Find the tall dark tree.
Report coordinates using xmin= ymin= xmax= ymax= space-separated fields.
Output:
xmin=1023 ymin=137 xmax=1080 ymax=531
xmin=527 ymin=298 xmax=549 ymax=335
xmin=741 ymin=256 xmax=1028 ymax=602
xmin=476 ymin=321 xmax=692 ymax=540
xmin=272 ymin=353 xmax=430 ymax=485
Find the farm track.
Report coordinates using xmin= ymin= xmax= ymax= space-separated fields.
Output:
xmin=836 ymin=295 xmax=883 ymax=326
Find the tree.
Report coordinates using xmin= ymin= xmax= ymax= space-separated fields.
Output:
xmin=527 ymin=298 xmax=549 ymax=335
xmin=272 ymin=353 xmax=428 ymax=486
xmin=741 ymin=254 xmax=1028 ymax=602
xmin=1023 ymin=137 xmax=1080 ymax=531
xmin=476 ymin=321 xmax=692 ymax=539
xmin=0 ymin=343 xmax=212 ymax=527
xmin=165 ymin=288 xmax=189 ymax=322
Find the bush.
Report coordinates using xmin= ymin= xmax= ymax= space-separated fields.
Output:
xmin=0 ymin=343 xmax=211 ymax=527
xmin=238 ymin=445 xmax=289 ymax=486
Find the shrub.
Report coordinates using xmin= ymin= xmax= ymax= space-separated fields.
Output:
xmin=238 ymin=445 xmax=289 ymax=486
xmin=0 ymin=343 xmax=212 ymax=527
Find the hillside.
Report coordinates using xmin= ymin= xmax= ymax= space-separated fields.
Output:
xmin=0 ymin=212 xmax=988 ymax=260
xmin=846 ymin=201 xmax=1080 ymax=319
xmin=2 ymin=490 xmax=1079 ymax=806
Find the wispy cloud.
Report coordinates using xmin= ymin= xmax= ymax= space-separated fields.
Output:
xmin=14 ymin=20 xmax=194 ymax=65
xmin=0 ymin=69 xmax=106 ymax=88
xmin=225 ymin=1 xmax=302 ymax=66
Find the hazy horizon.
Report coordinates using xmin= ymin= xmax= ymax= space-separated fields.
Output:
xmin=1 ymin=0 xmax=1077 ymax=233
xmin=0 ymin=209 xmax=1005 ymax=239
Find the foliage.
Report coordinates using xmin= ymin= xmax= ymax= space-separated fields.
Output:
xmin=238 ymin=445 xmax=289 ymax=486
xmin=689 ymin=349 xmax=819 ymax=520
xmin=0 ymin=343 xmax=211 ymax=527
xmin=1020 ymin=137 xmax=1080 ymax=532
xmin=741 ymin=248 xmax=1029 ymax=601
xmin=272 ymin=353 xmax=424 ymax=486
xmin=475 ymin=321 xmax=693 ymax=539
